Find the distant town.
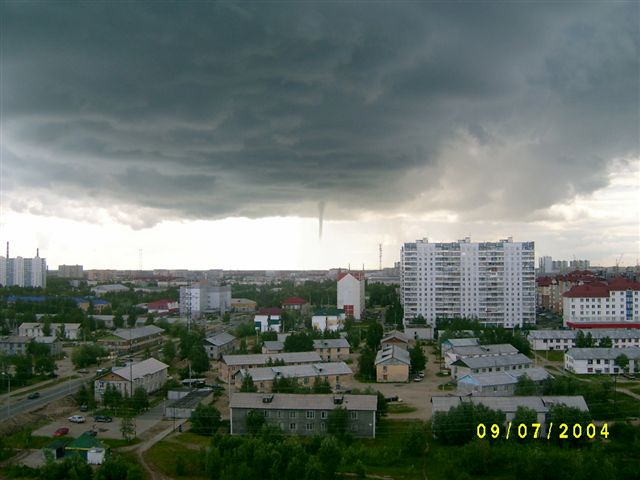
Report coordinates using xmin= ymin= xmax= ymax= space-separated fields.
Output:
xmin=0 ymin=237 xmax=638 ymax=479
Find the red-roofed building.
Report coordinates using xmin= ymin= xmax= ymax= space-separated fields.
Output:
xmin=257 ymin=307 xmax=283 ymax=316
xmin=147 ymin=299 xmax=179 ymax=315
xmin=563 ymin=277 xmax=640 ymax=328
xmin=536 ymin=270 xmax=600 ymax=314
xmin=281 ymin=297 xmax=310 ymax=314
xmin=337 ymin=271 xmax=365 ymax=320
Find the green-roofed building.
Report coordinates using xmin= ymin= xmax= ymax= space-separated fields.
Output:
xmin=42 ymin=438 xmax=70 ymax=461
xmin=312 ymin=308 xmax=346 ymax=332
xmin=64 ymin=433 xmax=108 ymax=462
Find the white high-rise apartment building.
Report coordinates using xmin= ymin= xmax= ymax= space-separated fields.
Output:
xmin=0 ymin=251 xmax=47 ymax=288
xmin=179 ymin=281 xmax=231 ymax=318
xmin=401 ymin=237 xmax=535 ymax=328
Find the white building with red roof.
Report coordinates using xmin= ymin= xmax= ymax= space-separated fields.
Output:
xmin=337 ymin=271 xmax=365 ymax=319
xmin=281 ymin=297 xmax=310 ymax=314
xmin=563 ymin=278 xmax=640 ymax=329
xmin=147 ymin=299 xmax=179 ymax=315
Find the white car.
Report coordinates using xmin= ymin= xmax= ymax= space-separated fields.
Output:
xmin=68 ymin=415 xmax=86 ymax=423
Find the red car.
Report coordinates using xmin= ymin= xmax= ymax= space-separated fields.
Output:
xmin=53 ymin=427 xmax=69 ymax=437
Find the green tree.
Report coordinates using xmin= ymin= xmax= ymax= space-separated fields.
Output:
xmin=357 ymin=346 xmax=376 ymax=380
xmin=114 ymin=312 xmax=124 ymax=329
xmin=40 ymin=454 xmax=93 ymax=480
xmin=222 ymin=312 xmax=231 ymax=323
xmin=145 ymin=313 xmax=155 ymax=325
xmin=365 ymin=322 xmax=383 ymax=350
xmin=103 ymin=384 xmax=123 ymax=410
xmin=95 ymin=456 xmax=144 ymax=480
xmin=190 ymin=403 xmax=222 ymax=435
xmin=162 ymin=340 xmax=176 ymax=364
xmin=514 ymin=374 xmax=538 ymax=396
xmin=127 ymin=311 xmax=137 ymax=328
xmin=240 ymin=374 xmax=258 ymax=392
xmin=615 ymin=353 xmax=629 ymax=374
xmin=312 ymin=377 xmax=332 ymax=394
xmin=327 ymin=407 xmax=349 ymax=438
xmin=42 ymin=317 xmax=52 ymax=336
xmin=512 ymin=406 xmax=538 ymax=442
xmin=55 ymin=323 xmax=66 ymax=340
xmin=598 ymin=336 xmax=613 ymax=348
xmin=34 ymin=355 xmax=56 ymax=377
xmin=546 ymin=403 xmax=591 ymax=445
xmin=409 ymin=343 xmax=426 ymax=374
xmin=432 ymin=402 xmax=506 ymax=445
xmin=189 ymin=343 xmax=209 ymax=375
xmin=120 ymin=412 xmax=135 ymax=442
xmin=403 ymin=422 xmax=428 ymax=456
xmin=246 ymin=409 xmax=266 ymax=434
xmin=283 ymin=332 xmax=314 ymax=352
xmin=318 ymin=436 xmax=342 ymax=479
xmin=71 ymin=344 xmax=107 ymax=368
xmin=132 ymin=387 xmax=149 ymax=413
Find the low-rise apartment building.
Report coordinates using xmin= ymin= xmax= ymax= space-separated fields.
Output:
xmin=444 ymin=344 xmax=519 ymax=369
xmin=235 ymin=362 xmax=353 ymax=392
xmin=528 ymin=329 xmax=640 ymax=351
xmin=311 ymin=308 xmax=346 ymax=332
xmin=94 ymin=358 xmax=169 ymax=401
xmin=19 ymin=322 xmax=81 ymax=340
xmin=456 ymin=367 xmax=551 ymax=396
xmin=254 ymin=308 xmax=282 ymax=333
xmin=102 ymin=325 xmax=165 ymax=356
xmin=564 ymin=347 xmax=640 ymax=374
xmin=375 ymin=344 xmax=411 ymax=382
xmin=230 ymin=298 xmax=257 ymax=313
xmin=204 ymin=332 xmax=237 ymax=360
xmin=262 ymin=341 xmax=285 ymax=354
xmin=441 ymin=337 xmax=480 ymax=353
xmin=313 ymin=338 xmax=350 ymax=361
xmin=380 ymin=331 xmax=409 ymax=350
xmin=450 ymin=353 xmax=533 ymax=380
xmin=0 ymin=336 xmax=32 ymax=355
xmin=220 ymin=351 xmax=322 ymax=382
xmin=230 ymin=393 xmax=377 ymax=438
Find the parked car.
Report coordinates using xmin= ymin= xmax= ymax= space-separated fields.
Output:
xmin=418 ymin=372 xmax=425 ymax=378
xmin=68 ymin=415 xmax=86 ymax=423
xmin=94 ymin=415 xmax=112 ymax=423
xmin=53 ymin=427 xmax=69 ymax=437
xmin=79 ymin=405 xmax=88 ymax=412
xmin=413 ymin=376 xmax=423 ymax=382
xmin=27 ymin=392 xmax=40 ymax=400
xmin=77 ymin=369 xmax=89 ymax=374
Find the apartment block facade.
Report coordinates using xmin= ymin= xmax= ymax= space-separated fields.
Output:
xmin=0 ymin=254 xmax=47 ymax=288
xmin=401 ymin=237 xmax=535 ymax=328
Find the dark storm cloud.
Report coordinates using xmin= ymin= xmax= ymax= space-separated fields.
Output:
xmin=1 ymin=1 xmax=638 ymax=226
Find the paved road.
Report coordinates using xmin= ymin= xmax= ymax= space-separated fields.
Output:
xmin=0 ymin=376 xmax=88 ymax=422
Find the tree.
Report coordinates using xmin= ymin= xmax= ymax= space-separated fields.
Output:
xmin=132 ymin=387 xmax=149 ymax=413
xmin=34 ymin=355 xmax=56 ymax=377
xmin=615 ymin=354 xmax=629 ymax=374
xmin=12 ymin=355 xmax=33 ymax=383
xmin=283 ymin=332 xmax=314 ymax=352
xmin=312 ymin=377 xmax=332 ymax=394
xmin=120 ymin=412 xmax=135 ymax=442
xmin=222 ymin=312 xmax=231 ymax=323
xmin=409 ymin=343 xmax=426 ymax=374
xmin=246 ymin=409 xmax=266 ymax=434
xmin=318 ymin=436 xmax=342 ymax=479
xmin=240 ymin=374 xmax=258 ymax=392
xmin=403 ymin=422 xmax=428 ymax=456
xmin=432 ymin=402 xmax=506 ymax=445
xmin=40 ymin=455 xmax=93 ymax=480
xmin=365 ymin=322 xmax=383 ymax=350
xmin=114 ymin=312 xmax=124 ymax=329
xmin=103 ymin=384 xmax=123 ymax=410
xmin=162 ymin=340 xmax=176 ymax=364
xmin=357 ymin=346 xmax=376 ymax=380
xmin=327 ymin=407 xmax=349 ymax=438
xmin=512 ymin=406 xmax=538 ymax=442
xmin=598 ymin=336 xmax=613 ymax=348
xmin=127 ymin=312 xmax=137 ymax=328
xmin=42 ymin=317 xmax=51 ymax=336
xmin=189 ymin=343 xmax=209 ymax=375
xmin=145 ymin=313 xmax=155 ymax=325
xmin=95 ymin=456 xmax=144 ymax=480
xmin=575 ymin=330 xmax=595 ymax=348
xmin=514 ymin=374 xmax=538 ymax=396
xmin=72 ymin=344 xmax=107 ymax=368
xmin=55 ymin=324 xmax=66 ymax=341
xmin=190 ymin=403 xmax=221 ymax=435
xmin=546 ymin=403 xmax=591 ymax=445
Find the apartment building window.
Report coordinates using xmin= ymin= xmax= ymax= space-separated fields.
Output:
xmin=306 ymin=411 xmax=315 ymax=419
xmin=321 ymin=411 xmax=328 ymax=419
xmin=306 ymin=423 xmax=314 ymax=431
xmin=264 ymin=411 xmax=269 ymax=418
xmin=289 ymin=423 xmax=296 ymax=431
xmin=289 ymin=411 xmax=296 ymax=418
xmin=350 ymin=411 xmax=358 ymax=420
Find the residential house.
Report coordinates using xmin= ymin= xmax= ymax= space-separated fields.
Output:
xmin=102 ymin=325 xmax=165 ymax=356
xmin=235 ymin=362 xmax=353 ymax=392
xmin=313 ymin=338 xmax=351 ymax=362
xmin=375 ymin=345 xmax=411 ymax=382
xmin=311 ymin=308 xmax=346 ymax=332
xmin=262 ymin=341 xmax=285 ymax=354
xmin=0 ymin=336 xmax=32 ymax=355
xmin=164 ymin=389 xmax=213 ymax=419
xmin=281 ymin=297 xmax=311 ymax=315
xmin=444 ymin=344 xmax=519 ymax=369
xmin=380 ymin=331 xmax=409 ymax=350
xmin=204 ymin=332 xmax=237 ymax=360
xmin=64 ymin=432 xmax=108 ymax=464
xmin=254 ymin=308 xmax=282 ymax=333
xmin=564 ymin=347 xmax=640 ymax=375
xmin=450 ymin=353 xmax=533 ymax=380
xmin=230 ymin=298 xmax=257 ymax=313
xmin=94 ymin=357 xmax=169 ymax=401
xmin=404 ymin=326 xmax=434 ymax=343
xmin=456 ymin=367 xmax=552 ymax=396
xmin=19 ymin=322 xmax=81 ymax=340
xmin=440 ymin=337 xmax=480 ymax=353
xmin=230 ymin=393 xmax=377 ymax=437
xmin=431 ymin=395 xmax=588 ymax=436
xmin=33 ymin=336 xmax=62 ymax=356
xmin=220 ymin=351 xmax=322 ymax=382
xmin=147 ymin=299 xmax=179 ymax=315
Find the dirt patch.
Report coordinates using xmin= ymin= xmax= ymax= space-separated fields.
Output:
xmin=0 ymin=396 xmax=77 ymax=437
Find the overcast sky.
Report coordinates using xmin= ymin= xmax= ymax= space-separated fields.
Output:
xmin=1 ymin=2 xmax=638 ymax=270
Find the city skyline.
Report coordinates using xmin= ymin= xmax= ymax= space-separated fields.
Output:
xmin=1 ymin=2 xmax=638 ymax=271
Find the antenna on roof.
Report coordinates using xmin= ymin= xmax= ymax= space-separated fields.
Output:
xmin=36 ymin=248 xmax=39 ymax=257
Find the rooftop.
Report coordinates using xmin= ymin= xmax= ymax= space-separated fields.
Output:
xmin=257 ymin=307 xmax=282 ymax=316
xmin=528 ymin=329 xmax=640 ymax=340
xmin=432 ymin=395 xmax=588 ymax=414
xmin=337 ymin=271 xmax=364 ymax=281
xmin=205 ymin=332 xmax=236 ymax=346
xmin=449 ymin=344 xmax=519 ymax=357
xmin=240 ymin=362 xmax=353 ymax=382
xmin=442 ymin=338 xmax=480 ymax=348
xmin=313 ymin=307 xmax=345 ymax=317
xmin=263 ymin=340 xmax=285 ymax=351
xmin=458 ymin=367 xmax=552 ymax=387
xmin=313 ymin=338 xmax=350 ymax=349
xmin=231 ymin=393 xmax=376 ymax=411
xmin=381 ymin=331 xmax=409 ymax=344
xmin=452 ymin=353 xmax=532 ymax=369
xmin=565 ymin=347 xmax=640 ymax=361
xmin=113 ymin=325 xmax=165 ymax=341
xmin=375 ymin=344 xmax=411 ymax=366
xmin=282 ymin=297 xmax=309 ymax=305
xmin=223 ymin=351 xmax=322 ymax=366
xmin=109 ymin=357 xmax=169 ymax=381
xmin=564 ymin=278 xmax=640 ymax=298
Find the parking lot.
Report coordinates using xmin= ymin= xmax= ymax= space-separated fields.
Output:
xmin=33 ymin=402 xmax=167 ymax=440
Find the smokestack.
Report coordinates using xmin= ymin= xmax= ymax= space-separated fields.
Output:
xmin=36 ymin=248 xmax=39 ymax=257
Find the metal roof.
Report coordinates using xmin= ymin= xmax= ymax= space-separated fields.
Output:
xmin=231 ymin=393 xmax=376 ymax=411
xmin=263 ymin=341 xmax=285 ymax=350
xmin=204 ymin=332 xmax=236 ymax=346
xmin=458 ymin=367 xmax=552 ymax=387
xmin=452 ymin=353 xmax=532 ymax=369
xmin=528 ymin=329 xmax=640 ymax=340
xmin=381 ymin=331 xmax=409 ymax=344
xmin=565 ymin=347 xmax=640 ymax=361
xmin=313 ymin=338 xmax=350 ymax=349
xmin=450 ymin=344 xmax=519 ymax=357
xmin=442 ymin=338 xmax=480 ymax=347
xmin=240 ymin=362 xmax=353 ymax=382
xmin=223 ymin=351 xmax=322 ymax=366
xmin=113 ymin=325 xmax=164 ymax=341
xmin=110 ymin=357 xmax=168 ymax=381
xmin=375 ymin=344 xmax=411 ymax=366
xmin=432 ymin=395 xmax=588 ymax=414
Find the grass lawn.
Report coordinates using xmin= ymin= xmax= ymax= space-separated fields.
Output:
xmin=172 ymin=432 xmax=212 ymax=447
xmin=103 ymin=438 xmax=141 ymax=449
xmin=541 ymin=350 xmax=564 ymax=362
xmin=145 ymin=440 xmax=206 ymax=480
xmin=387 ymin=404 xmax=418 ymax=414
